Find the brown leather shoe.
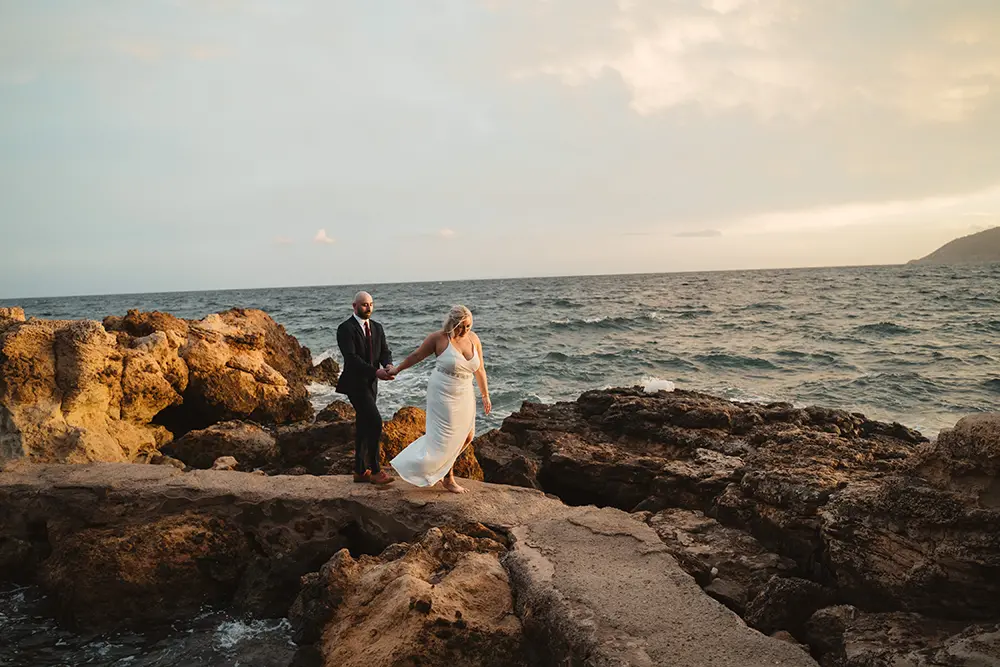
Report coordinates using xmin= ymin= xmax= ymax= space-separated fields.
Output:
xmin=353 ymin=470 xmax=371 ymax=483
xmin=370 ymin=470 xmax=394 ymax=485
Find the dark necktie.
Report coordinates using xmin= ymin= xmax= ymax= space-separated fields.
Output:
xmin=364 ymin=321 xmax=374 ymax=364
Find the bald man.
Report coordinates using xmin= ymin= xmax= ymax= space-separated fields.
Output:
xmin=335 ymin=291 xmax=395 ymax=485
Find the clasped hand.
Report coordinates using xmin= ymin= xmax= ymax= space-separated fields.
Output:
xmin=376 ymin=365 xmax=398 ymax=381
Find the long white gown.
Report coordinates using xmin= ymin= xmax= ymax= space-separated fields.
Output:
xmin=390 ymin=341 xmax=480 ymax=487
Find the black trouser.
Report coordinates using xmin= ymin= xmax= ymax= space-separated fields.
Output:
xmin=348 ymin=385 xmax=383 ymax=475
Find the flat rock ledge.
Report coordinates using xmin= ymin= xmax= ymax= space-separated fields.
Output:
xmin=0 ymin=462 xmax=815 ymax=667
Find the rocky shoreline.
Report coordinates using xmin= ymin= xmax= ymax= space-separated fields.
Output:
xmin=1 ymin=308 xmax=998 ymax=666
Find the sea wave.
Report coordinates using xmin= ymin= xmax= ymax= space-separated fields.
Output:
xmin=853 ymin=322 xmax=919 ymax=336
xmin=694 ymin=353 xmax=780 ymax=370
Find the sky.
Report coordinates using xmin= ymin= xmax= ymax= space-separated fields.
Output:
xmin=2 ymin=0 xmax=1000 ymax=298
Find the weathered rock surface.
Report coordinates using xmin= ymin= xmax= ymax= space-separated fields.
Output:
xmin=39 ymin=512 xmax=249 ymax=631
xmin=278 ymin=403 xmax=483 ymax=479
xmin=475 ymin=388 xmax=1000 ymax=658
xmin=805 ymin=607 xmax=999 ymax=667
xmin=0 ymin=308 xmax=315 ymax=465
xmin=0 ymin=307 xmax=25 ymax=325
xmin=643 ymin=507 xmax=796 ymax=614
xmin=0 ymin=462 xmax=817 ymax=666
xmin=293 ymin=525 xmax=530 ymax=667
xmin=163 ymin=420 xmax=279 ymax=471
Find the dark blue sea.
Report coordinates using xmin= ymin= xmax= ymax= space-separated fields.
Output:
xmin=5 ymin=264 xmax=999 ymax=437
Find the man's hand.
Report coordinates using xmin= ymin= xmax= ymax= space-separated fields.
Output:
xmin=376 ymin=368 xmax=393 ymax=381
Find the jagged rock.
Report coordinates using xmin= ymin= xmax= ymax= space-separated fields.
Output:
xmin=161 ymin=308 xmax=313 ymax=430
xmin=476 ymin=389 xmax=922 ymax=517
xmin=314 ymin=400 xmax=354 ymax=424
xmin=0 ymin=307 xmax=25 ymax=327
xmin=913 ymin=413 xmax=1000 ymax=503
xmin=0 ymin=318 xmax=179 ymax=463
xmin=307 ymin=357 xmax=340 ymax=385
xmin=645 ymin=508 xmax=796 ymax=613
xmin=290 ymin=526 xmax=527 ymax=667
xmin=1 ymin=308 xmax=315 ymax=465
xmin=819 ymin=611 xmax=974 ymax=667
xmin=820 ymin=475 xmax=1000 ymax=620
xmin=278 ymin=404 xmax=483 ymax=479
xmin=163 ymin=421 xmax=278 ymax=471
xmin=745 ymin=576 xmax=833 ymax=638
xmin=804 ymin=605 xmax=861 ymax=656
xmin=473 ymin=390 xmax=1000 ymax=634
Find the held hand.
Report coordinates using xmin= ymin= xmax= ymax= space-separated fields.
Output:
xmin=482 ymin=393 xmax=492 ymax=415
xmin=376 ymin=368 xmax=392 ymax=381
xmin=385 ymin=364 xmax=398 ymax=378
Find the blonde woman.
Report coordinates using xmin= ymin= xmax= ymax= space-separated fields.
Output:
xmin=388 ymin=305 xmax=491 ymax=493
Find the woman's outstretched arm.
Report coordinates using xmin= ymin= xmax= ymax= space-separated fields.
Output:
xmin=391 ymin=332 xmax=440 ymax=375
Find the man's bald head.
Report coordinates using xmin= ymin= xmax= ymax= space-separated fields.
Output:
xmin=353 ymin=291 xmax=373 ymax=319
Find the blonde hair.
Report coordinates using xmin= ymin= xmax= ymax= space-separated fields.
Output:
xmin=442 ymin=305 xmax=473 ymax=337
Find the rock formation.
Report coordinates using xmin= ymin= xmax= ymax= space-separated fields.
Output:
xmin=0 ymin=463 xmax=817 ymax=666
xmin=0 ymin=308 xmax=315 ymax=465
xmin=474 ymin=388 xmax=1000 ymax=663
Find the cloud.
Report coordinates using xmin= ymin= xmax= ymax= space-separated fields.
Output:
xmin=313 ymin=229 xmax=335 ymax=245
xmin=506 ymin=0 xmax=1000 ymax=123
xmin=272 ymin=236 xmax=294 ymax=245
xmin=673 ymin=229 xmax=722 ymax=238
xmin=438 ymin=228 xmax=456 ymax=239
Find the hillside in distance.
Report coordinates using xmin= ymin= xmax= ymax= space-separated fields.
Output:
xmin=910 ymin=226 xmax=1000 ymax=265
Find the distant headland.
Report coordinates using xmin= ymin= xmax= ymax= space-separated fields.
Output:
xmin=910 ymin=226 xmax=1000 ymax=265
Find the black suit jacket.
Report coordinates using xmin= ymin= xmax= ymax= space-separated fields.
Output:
xmin=335 ymin=316 xmax=392 ymax=398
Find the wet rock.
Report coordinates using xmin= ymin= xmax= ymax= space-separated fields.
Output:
xmin=307 ymin=357 xmax=340 ymax=386
xmin=38 ymin=513 xmax=250 ymax=631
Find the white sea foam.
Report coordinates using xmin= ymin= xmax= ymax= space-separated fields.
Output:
xmin=213 ymin=618 xmax=290 ymax=651
xmin=641 ymin=377 xmax=676 ymax=393
xmin=312 ymin=347 xmax=339 ymax=365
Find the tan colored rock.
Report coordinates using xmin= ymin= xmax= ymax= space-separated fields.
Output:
xmin=0 ymin=319 xmax=177 ymax=463
xmin=211 ymin=456 xmax=239 ymax=470
xmin=296 ymin=526 xmax=529 ymax=667
xmin=1 ymin=308 xmax=315 ymax=465
xmin=175 ymin=308 xmax=312 ymax=429
xmin=0 ymin=307 xmax=25 ymax=328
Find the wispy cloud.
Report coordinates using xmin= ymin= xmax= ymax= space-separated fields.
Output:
xmin=272 ymin=236 xmax=294 ymax=245
xmin=673 ymin=229 xmax=722 ymax=238
xmin=438 ymin=228 xmax=456 ymax=239
xmin=313 ymin=229 xmax=335 ymax=245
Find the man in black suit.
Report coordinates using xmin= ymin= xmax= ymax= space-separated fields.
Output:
xmin=335 ymin=291 xmax=395 ymax=485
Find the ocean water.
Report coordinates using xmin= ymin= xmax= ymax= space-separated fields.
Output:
xmin=0 ymin=584 xmax=297 ymax=666
xmin=5 ymin=264 xmax=1000 ymax=437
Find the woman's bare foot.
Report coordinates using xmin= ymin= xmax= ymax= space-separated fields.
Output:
xmin=441 ymin=477 xmax=467 ymax=494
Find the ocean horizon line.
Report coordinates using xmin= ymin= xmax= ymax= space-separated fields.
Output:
xmin=0 ymin=261 xmax=907 ymax=303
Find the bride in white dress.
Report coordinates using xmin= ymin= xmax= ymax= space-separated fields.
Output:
xmin=387 ymin=305 xmax=491 ymax=493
